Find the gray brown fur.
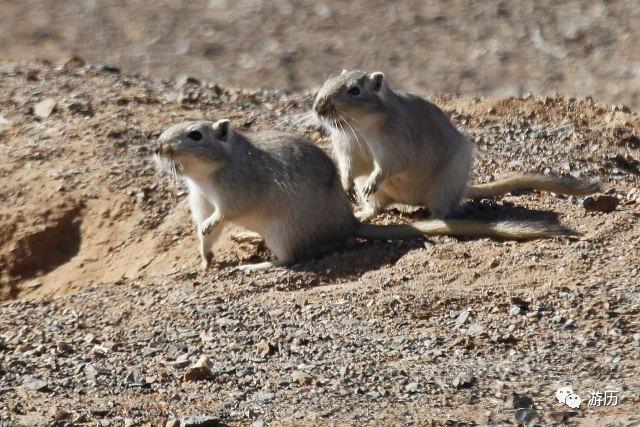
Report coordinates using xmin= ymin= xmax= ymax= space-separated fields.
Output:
xmin=314 ymin=69 xmax=598 ymax=219
xmin=155 ymin=120 xmax=569 ymax=271
xmin=155 ymin=120 xmax=357 ymax=270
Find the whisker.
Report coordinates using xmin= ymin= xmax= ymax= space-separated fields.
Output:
xmin=337 ymin=111 xmax=368 ymax=154
xmin=347 ymin=120 xmax=370 ymax=152
xmin=340 ymin=109 xmax=363 ymax=126
xmin=338 ymin=113 xmax=364 ymax=150
xmin=337 ymin=114 xmax=357 ymax=149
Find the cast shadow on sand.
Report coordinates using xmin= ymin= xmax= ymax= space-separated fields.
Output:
xmin=225 ymin=198 xmax=568 ymax=290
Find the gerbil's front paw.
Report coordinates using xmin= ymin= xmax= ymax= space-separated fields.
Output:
xmin=362 ymin=179 xmax=378 ymax=198
xmin=200 ymin=251 xmax=213 ymax=271
xmin=201 ymin=219 xmax=215 ymax=235
xmin=355 ymin=208 xmax=376 ymax=222
xmin=345 ymin=185 xmax=357 ymax=202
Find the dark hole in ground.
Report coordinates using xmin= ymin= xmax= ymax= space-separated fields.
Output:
xmin=2 ymin=201 xmax=83 ymax=299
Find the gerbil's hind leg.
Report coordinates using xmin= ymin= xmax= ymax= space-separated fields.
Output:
xmin=238 ymin=220 xmax=302 ymax=272
xmin=425 ymin=139 xmax=471 ymax=219
xmin=237 ymin=258 xmax=291 ymax=273
xmin=424 ymin=179 xmax=465 ymax=219
xmin=231 ymin=231 xmax=264 ymax=244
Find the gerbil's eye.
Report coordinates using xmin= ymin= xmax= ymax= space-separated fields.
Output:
xmin=187 ymin=130 xmax=202 ymax=141
xmin=347 ymin=86 xmax=360 ymax=96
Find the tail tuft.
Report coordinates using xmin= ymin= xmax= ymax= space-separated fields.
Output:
xmin=467 ymin=174 xmax=600 ymax=199
xmin=356 ymin=219 xmax=572 ymax=241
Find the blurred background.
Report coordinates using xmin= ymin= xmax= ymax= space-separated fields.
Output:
xmin=2 ymin=0 xmax=639 ymax=108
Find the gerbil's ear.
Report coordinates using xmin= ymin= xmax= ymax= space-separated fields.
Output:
xmin=369 ymin=72 xmax=385 ymax=91
xmin=341 ymin=69 xmax=348 ymax=75
xmin=211 ymin=119 xmax=231 ymax=142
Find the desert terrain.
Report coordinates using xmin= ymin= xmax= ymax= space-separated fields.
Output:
xmin=2 ymin=0 xmax=640 ymax=109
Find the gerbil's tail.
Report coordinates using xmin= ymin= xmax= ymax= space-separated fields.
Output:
xmin=355 ymin=219 xmax=570 ymax=241
xmin=466 ymin=174 xmax=600 ymax=199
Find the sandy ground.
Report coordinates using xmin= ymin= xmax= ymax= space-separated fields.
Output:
xmin=0 ymin=62 xmax=638 ymax=425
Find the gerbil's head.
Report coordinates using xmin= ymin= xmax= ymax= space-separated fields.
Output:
xmin=313 ymin=69 xmax=387 ymax=124
xmin=154 ymin=119 xmax=232 ymax=177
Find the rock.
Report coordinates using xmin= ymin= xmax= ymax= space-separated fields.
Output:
xmin=48 ymin=405 xmax=67 ymax=420
xmin=85 ymin=333 xmax=99 ymax=344
xmin=583 ymin=195 xmax=618 ymax=213
xmin=123 ymin=372 xmax=136 ymax=384
xmin=68 ymin=100 xmax=93 ymax=117
xmin=143 ymin=347 xmax=162 ymax=357
xmin=0 ymin=115 xmax=10 ymax=129
xmin=23 ymin=376 xmax=48 ymax=391
xmin=176 ymin=75 xmax=201 ymax=89
xmin=467 ymin=322 xmax=484 ymax=337
xmin=183 ymin=356 xmax=213 ymax=382
xmin=510 ymin=305 xmax=522 ymax=317
xmin=405 ymin=381 xmax=419 ymax=393
xmin=179 ymin=416 xmax=221 ymax=427
xmin=92 ymin=344 xmax=109 ymax=357
xmin=91 ymin=407 xmax=110 ymax=416
xmin=255 ymin=391 xmax=275 ymax=403
xmin=215 ymin=317 xmax=238 ymax=327
xmin=452 ymin=373 xmax=476 ymax=389
xmin=507 ymin=392 xmax=535 ymax=409
xmin=100 ymin=64 xmax=120 ymax=74
xmin=72 ymin=414 xmax=88 ymax=424
xmin=254 ymin=341 xmax=276 ymax=358
xmin=291 ymin=370 xmax=314 ymax=385
xmin=86 ymin=364 xmax=111 ymax=379
xmin=514 ymin=408 xmax=539 ymax=425
xmin=124 ymin=418 xmax=135 ymax=427
xmin=57 ymin=341 xmax=73 ymax=353
xmin=633 ymin=333 xmax=640 ymax=347
xmin=63 ymin=56 xmax=85 ymax=70
xmin=611 ymin=154 xmax=640 ymax=176
xmin=455 ymin=309 xmax=470 ymax=326
xmin=171 ymin=353 xmax=191 ymax=369
xmin=252 ymin=421 xmax=265 ymax=427
xmin=561 ymin=319 xmax=576 ymax=331
xmin=34 ymin=98 xmax=57 ymax=118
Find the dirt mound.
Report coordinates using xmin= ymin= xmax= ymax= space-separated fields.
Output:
xmin=0 ymin=62 xmax=638 ymax=425
xmin=1 ymin=61 xmax=639 ymax=300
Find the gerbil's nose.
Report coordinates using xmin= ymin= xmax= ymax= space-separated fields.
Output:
xmin=154 ymin=142 xmax=173 ymax=155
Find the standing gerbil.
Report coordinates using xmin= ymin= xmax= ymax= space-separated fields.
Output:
xmin=155 ymin=120 xmax=566 ymax=271
xmin=313 ymin=69 xmax=599 ymax=220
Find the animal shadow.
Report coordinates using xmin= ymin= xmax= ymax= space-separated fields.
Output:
xmin=235 ymin=199 xmax=567 ymax=289
xmin=403 ymin=199 xmax=563 ymax=227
